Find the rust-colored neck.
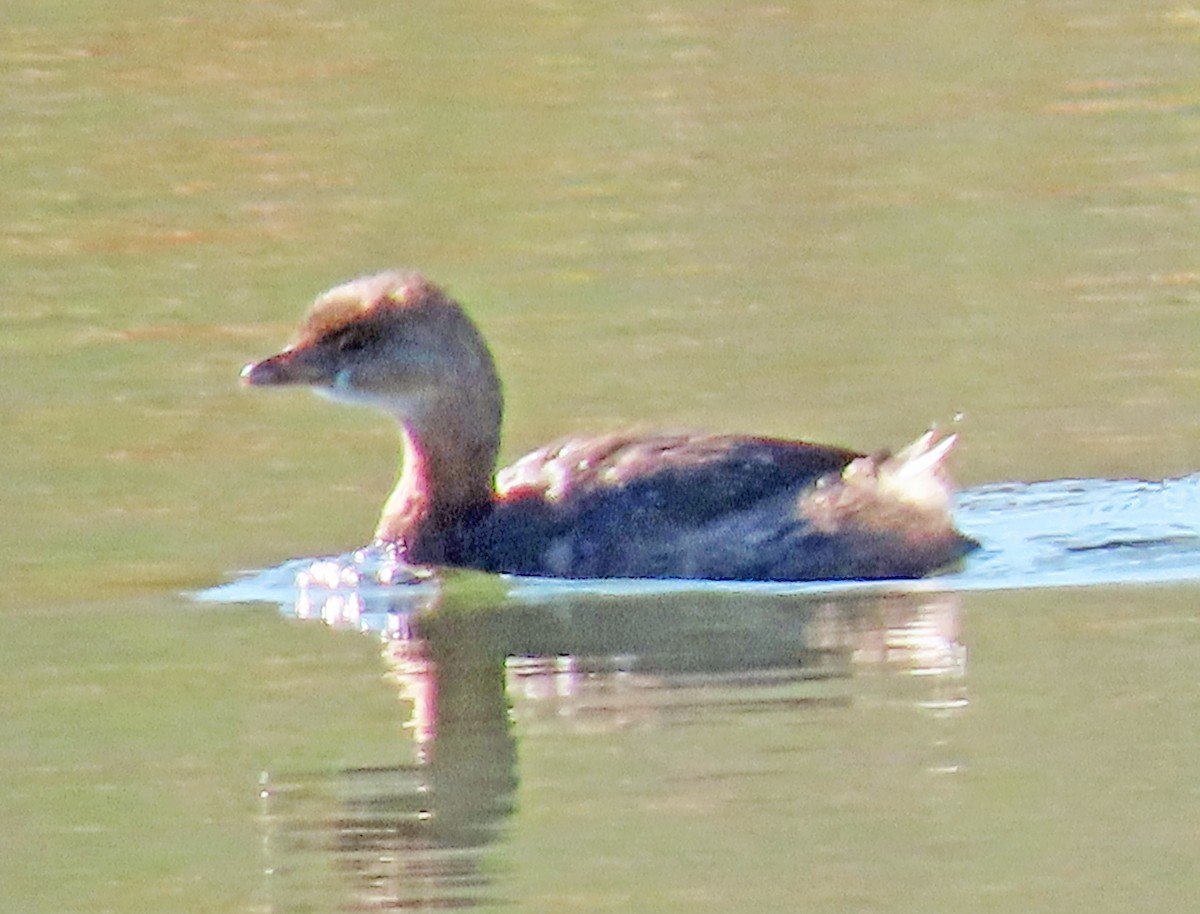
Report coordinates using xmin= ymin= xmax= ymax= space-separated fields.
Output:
xmin=374 ymin=412 xmax=498 ymax=553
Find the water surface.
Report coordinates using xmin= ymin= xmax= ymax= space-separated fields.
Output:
xmin=4 ymin=1 xmax=1200 ymax=911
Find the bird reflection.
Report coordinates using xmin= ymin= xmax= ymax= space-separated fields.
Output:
xmin=253 ymin=558 xmax=966 ymax=911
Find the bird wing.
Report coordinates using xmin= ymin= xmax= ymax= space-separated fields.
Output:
xmin=495 ymin=432 xmax=860 ymax=522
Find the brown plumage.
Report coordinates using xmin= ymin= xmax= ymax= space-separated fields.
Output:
xmin=242 ymin=270 xmax=977 ymax=580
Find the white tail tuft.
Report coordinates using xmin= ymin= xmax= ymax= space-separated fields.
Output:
xmin=877 ymin=430 xmax=959 ymax=510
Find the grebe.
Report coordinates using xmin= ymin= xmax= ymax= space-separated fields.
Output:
xmin=241 ymin=270 xmax=977 ymax=580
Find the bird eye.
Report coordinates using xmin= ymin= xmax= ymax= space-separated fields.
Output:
xmin=337 ymin=331 xmax=370 ymax=353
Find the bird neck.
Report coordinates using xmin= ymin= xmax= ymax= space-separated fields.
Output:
xmin=374 ymin=407 xmax=500 ymax=550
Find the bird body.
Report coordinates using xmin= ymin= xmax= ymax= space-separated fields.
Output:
xmin=242 ymin=270 xmax=977 ymax=581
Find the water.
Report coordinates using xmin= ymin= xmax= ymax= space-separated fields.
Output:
xmin=199 ymin=539 xmax=1200 ymax=912
xmin=5 ymin=1 xmax=1200 ymax=911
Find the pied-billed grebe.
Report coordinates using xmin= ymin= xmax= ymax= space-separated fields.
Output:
xmin=242 ymin=270 xmax=977 ymax=580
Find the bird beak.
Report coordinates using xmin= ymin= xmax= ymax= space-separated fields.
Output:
xmin=241 ymin=351 xmax=289 ymax=386
xmin=240 ymin=346 xmax=327 ymax=387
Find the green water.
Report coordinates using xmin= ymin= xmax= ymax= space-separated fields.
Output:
xmin=4 ymin=2 xmax=1200 ymax=911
